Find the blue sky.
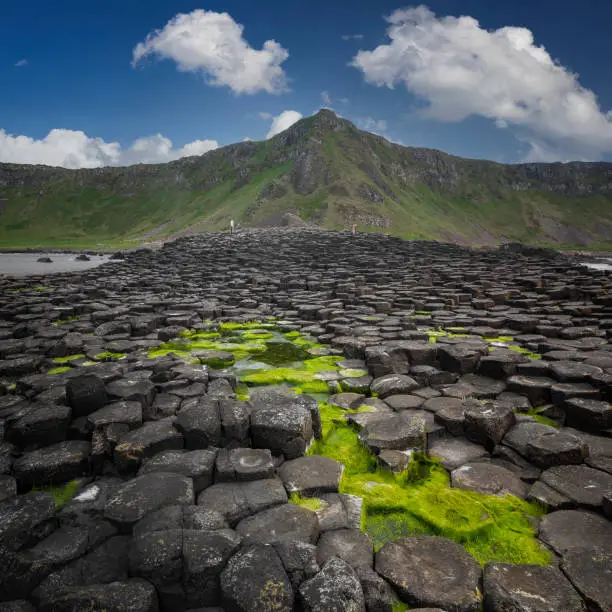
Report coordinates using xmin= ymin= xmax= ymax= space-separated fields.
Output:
xmin=2 ymin=0 xmax=612 ymax=167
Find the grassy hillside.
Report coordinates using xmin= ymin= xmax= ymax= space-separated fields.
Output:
xmin=1 ymin=110 xmax=612 ymax=248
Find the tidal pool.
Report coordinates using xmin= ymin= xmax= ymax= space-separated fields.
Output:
xmin=0 ymin=252 xmax=119 ymax=276
xmin=146 ymin=320 xmax=550 ymax=566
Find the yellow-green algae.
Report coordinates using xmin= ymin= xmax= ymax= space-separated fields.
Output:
xmin=47 ymin=366 xmax=72 ymax=375
xmin=52 ymin=354 xmax=85 ymax=364
xmin=30 ymin=479 xmax=80 ymax=508
xmin=308 ymin=403 xmax=550 ymax=566
xmin=288 ymin=492 xmax=327 ymax=512
xmin=144 ymin=320 xmax=550 ymax=566
xmin=94 ymin=351 xmax=127 ymax=361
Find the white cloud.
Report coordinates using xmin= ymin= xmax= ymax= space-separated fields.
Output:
xmin=243 ymin=136 xmax=252 ymax=142
xmin=14 ymin=59 xmax=27 ymax=67
xmin=352 ymin=5 xmax=612 ymax=161
xmin=132 ymin=9 xmax=289 ymax=95
xmin=321 ymin=91 xmax=332 ymax=106
xmin=342 ymin=34 xmax=364 ymax=40
xmin=0 ymin=128 xmax=217 ymax=169
xmin=259 ymin=112 xmax=273 ymax=120
xmin=266 ymin=110 xmax=303 ymax=138
xmin=355 ymin=117 xmax=388 ymax=134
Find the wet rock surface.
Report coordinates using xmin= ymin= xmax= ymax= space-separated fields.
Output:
xmin=1 ymin=229 xmax=611 ymax=610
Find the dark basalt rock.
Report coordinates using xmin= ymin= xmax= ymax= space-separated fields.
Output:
xmin=451 ymin=461 xmax=528 ymax=498
xmin=483 ymin=562 xmax=586 ymax=612
xmin=13 ymin=440 xmax=90 ymax=491
xmin=104 ymin=472 xmax=194 ymax=529
xmin=3 ymin=229 xmax=612 ymax=608
xmin=235 ymin=503 xmax=319 ymax=546
xmin=197 ymin=478 xmax=288 ymax=526
xmin=299 ymin=557 xmax=366 ymax=612
xmin=278 ymin=455 xmax=343 ymax=496
xmin=539 ymin=510 xmax=612 ymax=557
xmin=38 ymin=578 xmax=159 ymax=612
xmin=220 ymin=545 xmax=294 ymax=612
xmin=561 ymin=550 xmax=612 ymax=612
xmin=375 ymin=536 xmax=482 ymax=611
xmin=540 ymin=464 xmax=612 ymax=509
xmin=316 ymin=528 xmax=374 ymax=569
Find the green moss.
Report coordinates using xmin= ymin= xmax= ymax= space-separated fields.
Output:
xmin=220 ymin=321 xmax=277 ymax=331
xmin=52 ymin=315 xmax=81 ymax=326
xmin=34 ymin=285 xmax=54 ymax=292
xmin=31 ymin=479 xmax=80 ymax=508
xmin=292 ymin=380 xmax=331 ymax=395
xmin=524 ymin=408 xmax=560 ymax=428
xmin=243 ymin=367 xmax=314 ymax=386
xmin=309 ymin=404 xmax=550 ymax=566
xmin=391 ymin=601 xmax=410 ymax=612
xmin=339 ymin=368 xmax=368 ymax=378
xmin=507 ymin=345 xmax=542 ymax=360
xmin=94 ymin=351 xmax=127 ymax=361
xmin=241 ymin=330 xmax=275 ymax=341
xmin=52 ymin=354 xmax=85 ymax=364
xmin=484 ymin=336 xmax=515 ymax=344
xmin=288 ymin=492 xmax=327 ymax=512
xmin=179 ymin=330 xmax=221 ymax=340
xmin=47 ymin=366 xmax=72 ymax=375
xmin=235 ymin=383 xmax=250 ymax=401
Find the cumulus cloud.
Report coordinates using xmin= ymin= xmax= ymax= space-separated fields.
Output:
xmin=14 ymin=59 xmax=27 ymax=67
xmin=321 ymin=91 xmax=332 ymax=106
xmin=265 ymin=110 xmax=303 ymax=138
xmin=132 ymin=9 xmax=289 ymax=94
xmin=0 ymin=128 xmax=217 ymax=169
xmin=342 ymin=34 xmax=364 ymax=40
xmin=355 ymin=117 xmax=388 ymax=135
xmin=351 ymin=5 xmax=612 ymax=161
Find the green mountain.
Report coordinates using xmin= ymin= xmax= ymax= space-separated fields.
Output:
xmin=2 ymin=109 xmax=612 ymax=248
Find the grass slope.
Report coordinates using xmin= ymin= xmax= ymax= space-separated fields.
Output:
xmin=2 ymin=110 xmax=612 ymax=248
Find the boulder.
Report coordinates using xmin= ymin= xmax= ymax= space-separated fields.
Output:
xmin=539 ymin=510 xmax=612 ymax=557
xmin=214 ymin=447 xmax=275 ymax=482
xmin=113 ymin=418 xmax=183 ymax=473
xmin=375 ymin=536 xmax=482 ymax=612
xmin=235 ymin=503 xmax=319 ymax=545
xmin=562 ymin=550 xmax=612 ymax=612
xmin=104 ymin=472 xmax=194 ymax=529
xmin=360 ymin=413 xmax=426 ymax=453
xmin=138 ymin=449 xmax=216 ymax=493
xmin=464 ymin=402 xmax=516 ymax=450
xmin=316 ymin=528 xmax=373 ymax=569
xmin=197 ymin=478 xmax=287 ymax=526
xmin=451 ymin=462 xmax=528 ymax=498
xmin=278 ymin=456 xmax=343 ymax=496
xmin=564 ymin=398 xmax=612 ymax=432
xmin=13 ymin=441 xmax=90 ymax=490
xmin=220 ymin=545 xmax=294 ymax=612
xmin=428 ymin=437 xmax=489 ymax=471
xmin=38 ymin=579 xmax=159 ymax=612
xmin=175 ymin=397 xmax=222 ymax=449
xmin=370 ymin=374 xmax=419 ymax=398
xmin=541 ymin=465 xmax=612 ymax=509
xmin=250 ymin=390 xmax=313 ymax=459
xmin=299 ymin=557 xmax=366 ymax=612
xmin=66 ymin=374 xmax=107 ymax=418
xmin=483 ymin=562 xmax=585 ymax=612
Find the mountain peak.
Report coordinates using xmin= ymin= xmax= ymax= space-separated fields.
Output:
xmin=308 ymin=108 xmax=351 ymax=133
